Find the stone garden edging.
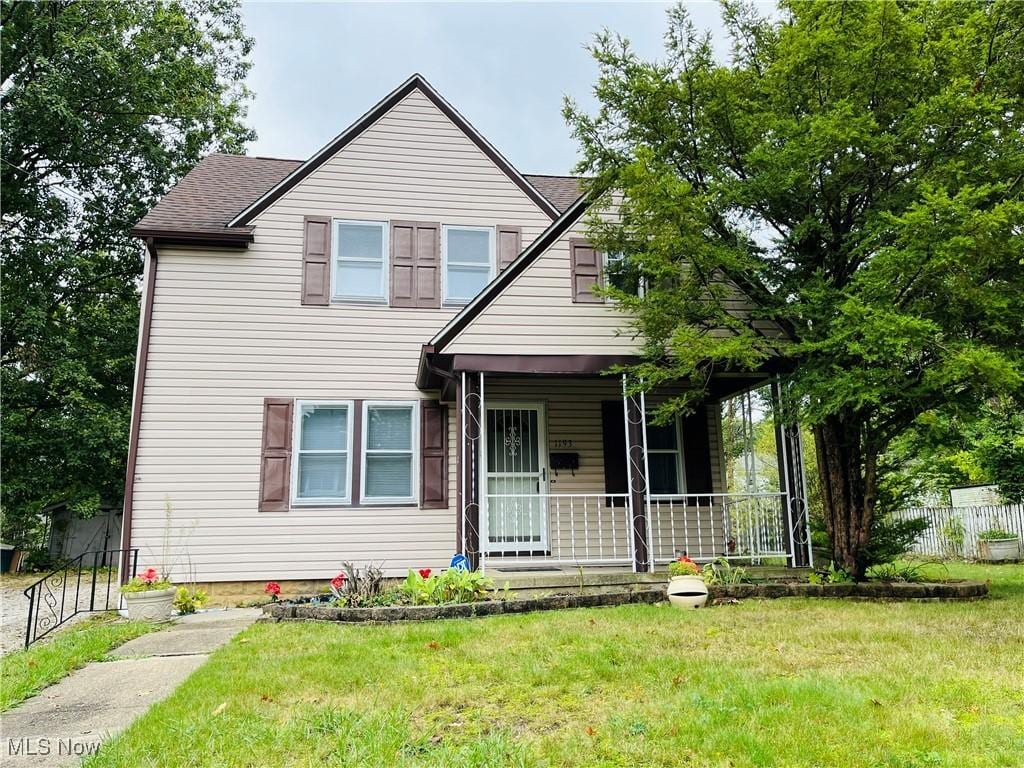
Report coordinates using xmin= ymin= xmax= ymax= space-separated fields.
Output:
xmin=260 ymin=580 xmax=988 ymax=624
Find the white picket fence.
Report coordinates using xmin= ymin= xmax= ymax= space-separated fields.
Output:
xmin=893 ymin=503 xmax=1024 ymax=559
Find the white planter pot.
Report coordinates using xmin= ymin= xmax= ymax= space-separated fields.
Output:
xmin=122 ymin=587 xmax=176 ymax=622
xmin=667 ymin=575 xmax=708 ymax=609
xmin=979 ymin=538 xmax=1020 ymax=562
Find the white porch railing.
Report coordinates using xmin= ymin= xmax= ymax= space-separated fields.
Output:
xmin=648 ymin=492 xmax=789 ymax=563
xmin=482 ymin=493 xmax=633 ymax=567
xmin=479 ymin=491 xmax=790 ymax=569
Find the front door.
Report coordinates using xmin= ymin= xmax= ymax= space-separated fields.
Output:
xmin=484 ymin=404 xmax=548 ymax=553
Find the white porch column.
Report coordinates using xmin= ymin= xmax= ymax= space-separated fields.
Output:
xmin=623 ymin=375 xmax=653 ymax=572
xmin=771 ymin=378 xmax=813 ymax=568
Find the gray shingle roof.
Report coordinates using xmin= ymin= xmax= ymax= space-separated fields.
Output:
xmin=522 ymin=175 xmax=585 ymax=212
xmin=134 ymin=154 xmax=583 ymax=237
xmin=133 ymin=154 xmax=301 ymax=237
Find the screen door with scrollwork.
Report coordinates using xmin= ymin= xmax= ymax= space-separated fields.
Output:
xmin=484 ymin=404 xmax=548 ymax=554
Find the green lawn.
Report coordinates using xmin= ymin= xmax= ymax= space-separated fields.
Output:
xmin=86 ymin=563 xmax=1023 ymax=768
xmin=1 ymin=614 xmax=156 ymax=711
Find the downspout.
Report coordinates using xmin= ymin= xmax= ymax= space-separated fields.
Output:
xmin=119 ymin=238 xmax=158 ymax=583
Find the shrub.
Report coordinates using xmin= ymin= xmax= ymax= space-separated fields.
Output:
xmin=20 ymin=549 xmax=61 ymax=573
xmin=173 ymin=587 xmax=208 ymax=614
xmin=401 ymin=568 xmax=495 ymax=605
xmin=977 ymin=528 xmax=1018 ymax=541
xmin=700 ymin=557 xmax=751 ymax=585
xmin=863 ymin=515 xmax=929 ymax=567
xmin=329 ymin=562 xmax=396 ymax=608
xmin=809 ymin=561 xmax=854 ymax=585
xmin=869 ymin=561 xmax=921 ymax=583
xmin=667 ymin=556 xmax=701 ymax=577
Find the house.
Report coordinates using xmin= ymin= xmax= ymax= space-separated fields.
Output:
xmin=125 ymin=74 xmax=811 ymax=592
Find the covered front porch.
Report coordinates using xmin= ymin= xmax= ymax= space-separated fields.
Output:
xmin=430 ymin=355 xmax=812 ymax=574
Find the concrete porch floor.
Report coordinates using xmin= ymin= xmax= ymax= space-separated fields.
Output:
xmin=485 ymin=564 xmax=801 ymax=596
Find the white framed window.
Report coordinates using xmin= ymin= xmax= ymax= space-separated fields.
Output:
xmin=645 ymin=416 xmax=685 ymax=495
xmin=292 ymin=401 xmax=353 ymax=504
xmin=443 ymin=225 xmax=494 ymax=304
xmin=605 ymin=251 xmax=645 ymax=298
xmin=362 ymin=401 xmax=419 ymax=504
xmin=333 ymin=219 xmax=388 ymax=302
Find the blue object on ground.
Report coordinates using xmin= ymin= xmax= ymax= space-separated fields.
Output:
xmin=450 ymin=554 xmax=470 ymax=571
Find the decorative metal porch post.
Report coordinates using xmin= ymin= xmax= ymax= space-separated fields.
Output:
xmin=771 ymin=379 xmax=813 ymax=567
xmin=459 ymin=372 xmax=483 ymax=570
xmin=623 ymin=375 xmax=652 ymax=572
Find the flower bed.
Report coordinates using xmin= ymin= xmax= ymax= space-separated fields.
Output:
xmin=260 ymin=579 xmax=988 ymax=624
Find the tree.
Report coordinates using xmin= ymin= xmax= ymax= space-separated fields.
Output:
xmin=880 ymin=398 xmax=1024 ymax=506
xmin=1 ymin=1 xmax=254 ymax=546
xmin=565 ymin=0 xmax=1024 ymax=577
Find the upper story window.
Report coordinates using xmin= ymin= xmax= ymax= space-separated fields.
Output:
xmin=646 ymin=416 xmax=685 ymax=495
xmin=333 ymin=220 xmax=387 ymax=302
xmin=443 ymin=225 xmax=494 ymax=305
xmin=362 ymin=402 xmax=418 ymax=504
xmin=294 ymin=401 xmax=353 ymax=504
xmin=605 ymin=251 xmax=645 ymax=297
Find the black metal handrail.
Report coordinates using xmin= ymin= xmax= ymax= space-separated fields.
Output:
xmin=23 ymin=548 xmax=139 ymax=648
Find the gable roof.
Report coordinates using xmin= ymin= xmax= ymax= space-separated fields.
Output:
xmin=427 ymin=189 xmax=595 ymax=355
xmin=228 ymin=73 xmax=561 ymax=226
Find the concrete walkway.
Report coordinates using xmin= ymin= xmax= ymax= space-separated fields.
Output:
xmin=2 ymin=608 xmax=259 ymax=767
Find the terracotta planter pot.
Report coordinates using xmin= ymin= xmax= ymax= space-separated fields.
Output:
xmin=667 ymin=575 xmax=708 ymax=609
xmin=122 ymin=587 xmax=176 ymax=622
xmin=978 ymin=537 xmax=1020 ymax=562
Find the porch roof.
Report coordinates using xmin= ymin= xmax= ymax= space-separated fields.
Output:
xmin=416 ymin=347 xmax=786 ymax=402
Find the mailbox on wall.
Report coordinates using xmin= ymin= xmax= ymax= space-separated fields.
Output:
xmin=549 ymin=452 xmax=580 ymax=476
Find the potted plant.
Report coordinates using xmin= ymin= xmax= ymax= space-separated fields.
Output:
xmin=120 ymin=566 xmax=176 ymax=622
xmin=977 ymin=529 xmax=1020 ymax=562
xmin=666 ymin=556 xmax=708 ymax=609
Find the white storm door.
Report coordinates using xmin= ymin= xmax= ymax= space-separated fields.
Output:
xmin=484 ymin=404 xmax=548 ymax=553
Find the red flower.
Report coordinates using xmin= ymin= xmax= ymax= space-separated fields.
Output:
xmin=138 ymin=567 xmax=160 ymax=584
xmin=330 ymin=573 xmax=347 ymax=591
xmin=264 ymin=582 xmax=281 ymax=596
xmin=675 ymin=556 xmax=701 ymax=573
xmin=418 ymin=569 xmax=432 ymax=580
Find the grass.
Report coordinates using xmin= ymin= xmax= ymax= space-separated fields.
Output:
xmin=85 ymin=563 xmax=1023 ymax=768
xmin=1 ymin=613 xmax=156 ymax=711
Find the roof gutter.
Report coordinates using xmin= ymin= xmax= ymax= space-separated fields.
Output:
xmin=131 ymin=227 xmax=254 ymax=248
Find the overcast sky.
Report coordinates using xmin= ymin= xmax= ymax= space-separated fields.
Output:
xmin=240 ymin=1 xmax=756 ymax=175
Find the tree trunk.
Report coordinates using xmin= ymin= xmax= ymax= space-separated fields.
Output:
xmin=813 ymin=411 xmax=877 ymax=579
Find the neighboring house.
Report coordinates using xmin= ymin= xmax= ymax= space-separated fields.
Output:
xmin=949 ymin=485 xmax=1004 ymax=508
xmin=125 ymin=74 xmax=811 ymax=588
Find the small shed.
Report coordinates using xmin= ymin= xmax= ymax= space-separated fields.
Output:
xmin=45 ymin=503 xmax=123 ymax=564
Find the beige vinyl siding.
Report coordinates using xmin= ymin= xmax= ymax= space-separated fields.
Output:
xmin=444 ymin=218 xmax=787 ymax=355
xmin=446 ymin=218 xmax=641 ymax=355
xmin=131 ymin=88 xmax=554 ymax=582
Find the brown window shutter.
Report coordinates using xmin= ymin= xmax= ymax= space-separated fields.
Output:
xmin=569 ymin=238 xmax=602 ymax=303
xmin=391 ymin=221 xmax=440 ymax=308
xmin=302 ymin=217 xmax=331 ymax=305
xmin=420 ymin=400 xmax=448 ymax=509
xmin=601 ymin=400 xmax=628 ymax=506
xmin=259 ymin=397 xmax=293 ymax=512
xmin=496 ymin=225 xmax=522 ymax=272
xmin=682 ymin=405 xmax=714 ymax=494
